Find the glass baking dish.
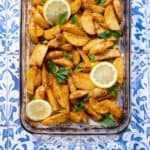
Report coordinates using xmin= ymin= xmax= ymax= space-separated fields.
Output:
xmin=20 ymin=0 xmax=131 ymax=135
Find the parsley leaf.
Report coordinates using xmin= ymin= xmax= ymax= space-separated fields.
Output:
xmin=42 ymin=40 xmax=48 ymax=45
xmin=108 ymin=86 xmax=118 ymax=96
xmin=48 ymin=59 xmax=56 ymax=74
xmin=74 ymin=64 xmax=83 ymax=72
xmin=75 ymin=101 xmax=84 ymax=112
xmin=97 ymin=0 xmax=106 ymax=4
xmin=83 ymin=95 xmax=89 ymax=102
xmin=54 ymin=12 xmax=68 ymax=25
xmin=41 ymin=0 xmax=46 ymax=5
xmin=112 ymin=44 xmax=119 ymax=49
xmin=71 ymin=15 xmax=78 ymax=24
xmin=31 ymin=96 xmax=36 ymax=100
xmin=65 ymin=53 xmax=72 ymax=60
xmin=100 ymin=114 xmax=116 ymax=128
xmin=88 ymin=54 xmax=96 ymax=62
xmin=98 ymin=30 xmax=122 ymax=39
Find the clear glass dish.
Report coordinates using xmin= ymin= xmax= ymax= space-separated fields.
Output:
xmin=20 ymin=0 xmax=131 ymax=135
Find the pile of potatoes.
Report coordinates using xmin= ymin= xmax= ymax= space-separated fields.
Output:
xmin=26 ymin=0 xmax=124 ymax=126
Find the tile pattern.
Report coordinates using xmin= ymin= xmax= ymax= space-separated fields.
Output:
xmin=0 ymin=0 xmax=150 ymax=149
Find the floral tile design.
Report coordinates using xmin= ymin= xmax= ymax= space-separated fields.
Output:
xmin=0 ymin=127 xmax=8 ymax=150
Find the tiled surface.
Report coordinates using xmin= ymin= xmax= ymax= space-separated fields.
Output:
xmin=0 ymin=0 xmax=150 ymax=149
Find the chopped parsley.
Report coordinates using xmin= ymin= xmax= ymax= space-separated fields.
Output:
xmin=42 ymin=40 xmax=48 ymax=45
xmin=112 ymin=44 xmax=119 ymax=49
xmin=97 ymin=0 xmax=106 ymax=5
xmin=108 ymin=86 xmax=118 ymax=96
xmin=65 ymin=53 xmax=72 ymax=60
xmin=74 ymin=64 xmax=83 ymax=72
xmin=88 ymin=54 xmax=96 ymax=62
xmin=54 ymin=12 xmax=68 ymax=25
xmin=71 ymin=15 xmax=78 ymax=24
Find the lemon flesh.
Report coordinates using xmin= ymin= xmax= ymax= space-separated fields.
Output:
xmin=44 ymin=0 xmax=71 ymax=25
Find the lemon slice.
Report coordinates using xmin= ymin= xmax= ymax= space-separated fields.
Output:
xmin=90 ymin=62 xmax=118 ymax=88
xmin=26 ymin=99 xmax=52 ymax=121
xmin=43 ymin=0 xmax=71 ymax=25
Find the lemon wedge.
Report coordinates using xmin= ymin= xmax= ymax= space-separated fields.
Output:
xmin=26 ymin=99 xmax=52 ymax=121
xmin=43 ymin=0 xmax=71 ymax=25
xmin=90 ymin=62 xmax=118 ymax=88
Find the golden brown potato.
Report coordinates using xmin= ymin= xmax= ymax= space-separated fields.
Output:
xmin=60 ymin=43 xmax=73 ymax=51
xmin=70 ymin=90 xmax=89 ymax=100
xmin=78 ymin=50 xmax=91 ymax=64
xmin=35 ymin=24 xmax=44 ymax=37
xmin=79 ymin=63 xmax=91 ymax=73
xmin=33 ymin=10 xmax=50 ymax=29
xmin=81 ymin=9 xmax=96 ymax=35
xmin=82 ymin=0 xmax=96 ymax=7
xmin=63 ymin=32 xmax=89 ymax=46
xmin=104 ymin=5 xmax=120 ymax=31
xmin=44 ymin=25 xmax=61 ymax=40
xmin=28 ymin=18 xmax=39 ymax=44
xmin=26 ymin=67 xmax=41 ymax=95
xmin=67 ymin=0 xmax=81 ymax=14
xmin=42 ymin=64 xmax=48 ymax=87
xmin=34 ymin=68 xmax=42 ymax=88
xmin=53 ymin=58 xmax=73 ymax=68
xmin=93 ymin=100 xmax=122 ymax=119
xmin=67 ymin=75 xmax=76 ymax=93
xmin=72 ymin=50 xmax=80 ymax=64
xmin=36 ymin=5 xmax=44 ymax=16
xmin=84 ymin=4 xmax=105 ymax=13
xmin=30 ymin=44 xmax=48 ymax=67
xmin=113 ymin=57 xmax=124 ymax=84
xmin=32 ymin=0 xmax=42 ymax=6
xmin=62 ymin=24 xmax=86 ymax=36
xmin=46 ymin=51 xmax=65 ymax=60
xmin=113 ymin=0 xmax=123 ymax=21
xmin=72 ymin=71 xmax=95 ymax=90
xmin=61 ymin=85 xmax=70 ymax=112
xmin=35 ymin=85 xmax=46 ymax=99
xmin=41 ymin=113 xmax=69 ymax=125
xmin=46 ymin=87 xmax=60 ymax=112
xmin=89 ymin=41 xmax=114 ymax=54
xmin=70 ymin=111 xmax=88 ymax=123
xmin=83 ymin=39 xmax=104 ymax=53
xmin=84 ymin=102 xmax=102 ymax=121
xmin=95 ymin=49 xmax=121 ymax=61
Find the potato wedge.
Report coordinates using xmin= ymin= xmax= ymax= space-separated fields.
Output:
xmin=72 ymin=50 xmax=80 ymax=64
xmin=46 ymin=51 xmax=65 ymax=60
xmin=33 ymin=10 xmax=50 ymax=29
xmin=35 ymin=85 xmax=46 ymax=100
xmin=30 ymin=44 xmax=48 ymax=67
xmin=26 ymin=67 xmax=41 ymax=95
xmin=63 ymin=32 xmax=89 ymax=46
xmin=41 ymin=113 xmax=68 ymax=125
xmin=70 ymin=111 xmax=88 ymax=123
xmin=85 ymin=4 xmax=105 ymax=13
xmin=79 ymin=63 xmax=91 ymax=73
xmin=113 ymin=57 xmax=124 ymax=84
xmin=28 ymin=18 xmax=39 ymax=44
xmin=36 ymin=5 xmax=44 ymax=16
xmin=70 ymin=90 xmax=89 ymax=100
xmin=46 ymin=87 xmax=60 ymax=112
xmin=113 ymin=0 xmax=123 ymax=21
xmin=62 ymin=24 xmax=86 ymax=36
xmin=67 ymin=75 xmax=76 ymax=93
xmin=81 ymin=9 xmax=96 ymax=35
xmin=60 ymin=43 xmax=73 ymax=51
xmin=42 ymin=64 xmax=48 ymax=87
xmin=95 ymin=49 xmax=121 ymax=61
xmin=67 ymin=0 xmax=81 ymax=14
xmin=61 ymin=85 xmax=70 ymax=112
xmin=44 ymin=25 xmax=61 ymax=40
xmin=78 ymin=50 xmax=91 ymax=64
xmin=32 ymin=0 xmax=42 ymax=6
xmin=53 ymin=58 xmax=73 ymax=68
xmin=104 ymin=5 xmax=120 ymax=31
xmin=72 ymin=71 xmax=95 ymax=90
xmin=100 ymin=0 xmax=112 ymax=6
xmin=35 ymin=24 xmax=44 ymax=37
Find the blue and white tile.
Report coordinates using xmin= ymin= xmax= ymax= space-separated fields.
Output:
xmin=6 ymin=55 xmax=19 ymax=125
xmin=0 ymin=127 xmax=9 ymax=150
xmin=131 ymin=0 xmax=148 ymax=53
xmin=0 ymin=55 xmax=8 ymax=125
xmin=130 ymin=53 xmax=150 ymax=123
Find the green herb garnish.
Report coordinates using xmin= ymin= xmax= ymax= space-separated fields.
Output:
xmin=71 ymin=15 xmax=78 ymax=24
xmin=83 ymin=95 xmax=89 ymax=102
xmin=98 ymin=30 xmax=122 ymax=39
xmin=54 ymin=12 xmax=68 ymax=25
xmin=48 ymin=60 xmax=70 ymax=83
xmin=88 ymin=54 xmax=96 ymax=62
xmin=97 ymin=0 xmax=106 ymax=5
xmin=42 ymin=40 xmax=48 ymax=45
xmin=100 ymin=114 xmax=116 ymax=128
xmin=41 ymin=0 xmax=46 ymax=5
xmin=75 ymin=101 xmax=84 ymax=112
xmin=112 ymin=44 xmax=119 ymax=49
xmin=74 ymin=64 xmax=83 ymax=72
xmin=31 ymin=96 xmax=36 ymax=100
xmin=65 ymin=53 xmax=72 ymax=60
xmin=108 ymin=86 xmax=118 ymax=96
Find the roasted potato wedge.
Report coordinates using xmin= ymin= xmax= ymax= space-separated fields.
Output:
xmin=63 ymin=32 xmax=89 ymax=46
xmin=70 ymin=90 xmax=89 ymax=100
xmin=32 ymin=0 xmax=42 ymax=6
xmin=84 ymin=4 xmax=105 ymax=13
xmin=35 ymin=24 xmax=44 ymax=37
xmin=46 ymin=51 xmax=65 ymax=60
xmin=104 ymin=5 xmax=120 ymax=31
xmin=72 ymin=50 xmax=80 ymax=64
xmin=41 ymin=113 xmax=69 ymax=125
xmin=113 ymin=57 xmax=124 ymax=84
xmin=67 ymin=0 xmax=81 ymax=14
xmin=60 ymin=43 xmax=73 ymax=51
xmin=53 ymin=58 xmax=73 ymax=68
xmin=30 ymin=44 xmax=48 ymax=67
xmin=78 ymin=50 xmax=91 ymax=64
xmin=67 ymin=75 xmax=76 ymax=93
xmin=81 ymin=9 xmax=96 ymax=35
xmin=35 ymin=85 xmax=46 ymax=100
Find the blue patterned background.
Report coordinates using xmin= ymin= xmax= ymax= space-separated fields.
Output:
xmin=0 ymin=0 xmax=150 ymax=149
